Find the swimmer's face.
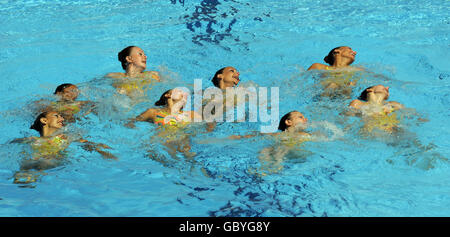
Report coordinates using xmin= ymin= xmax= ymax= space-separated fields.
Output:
xmin=286 ymin=111 xmax=308 ymax=129
xmin=126 ymin=47 xmax=147 ymax=70
xmin=336 ymin=46 xmax=357 ymax=63
xmin=41 ymin=112 xmax=64 ymax=129
xmin=218 ymin=66 xmax=240 ymax=88
xmin=169 ymin=88 xmax=188 ymax=105
xmin=59 ymin=85 xmax=79 ymax=101
xmin=370 ymin=85 xmax=390 ymax=100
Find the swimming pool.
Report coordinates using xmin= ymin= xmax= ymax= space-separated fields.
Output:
xmin=0 ymin=0 xmax=449 ymax=216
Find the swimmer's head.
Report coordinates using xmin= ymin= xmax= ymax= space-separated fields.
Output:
xmin=358 ymin=84 xmax=390 ymax=101
xmin=30 ymin=111 xmax=64 ymax=136
xmin=118 ymin=46 xmax=147 ymax=71
xmin=324 ymin=46 xmax=357 ymax=66
xmin=155 ymin=88 xmax=188 ymax=107
xmin=211 ymin=66 xmax=240 ymax=89
xmin=54 ymin=83 xmax=79 ymax=101
xmin=278 ymin=111 xmax=308 ymax=132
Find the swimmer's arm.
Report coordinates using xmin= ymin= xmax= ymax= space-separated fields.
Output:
xmin=79 ymin=100 xmax=92 ymax=106
xmin=145 ymin=71 xmax=161 ymax=81
xmin=397 ymin=106 xmax=429 ymax=123
xmin=343 ymin=100 xmax=364 ymax=117
xmin=125 ymin=108 xmax=157 ymax=128
xmin=228 ymin=134 xmax=256 ymax=140
xmin=309 ymin=131 xmax=329 ymax=142
xmin=349 ymin=99 xmax=363 ymax=109
xmin=33 ymin=99 xmax=53 ymax=111
xmin=10 ymin=137 xmax=36 ymax=144
xmin=351 ymin=65 xmax=365 ymax=71
xmin=187 ymin=111 xmax=217 ymax=133
xmin=104 ymin=72 xmax=124 ymax=79
xmin=78 ymin=139 xmax=118 ymax=160
xmin=388 ymin=101 xmax=404 ymax=110
xmin=363 ymin=70 xmax=392 ymax=83
xmin=80 ymin=101 xmax=96 ymax=116
xmin=197 ymin=131 xmax=261 ymax=144
xmin=307 ymin=63 xmax=328 ymax=71
xmin=298 ymin=131 xmax=312 ymax=137
xmin=135 ymin=108 xmax=157 ymax=122
xmin=228 ymin=131 xmax=265 ymax=140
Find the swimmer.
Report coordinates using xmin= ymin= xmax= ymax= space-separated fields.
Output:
xmin=307 ymin=46 xmax=362 ymax=98
xmin=105 ymin=46 xmax=160 ymax=96
xmin=224 ymin=111 xmax=343 ymax=175
xmin=206 ymin=66 xmax=260 ymax=131
xmin=308 ymin=46 xmax=359 ymax=71
xmin=211 ymin=66 xmax=240 ymax=90
xmin=12 ymin=111 xmax=117 ymax=184
xmin=127 ymin=88 xmax=202 ymax=159
xmin=230 ymin=111 xmax=312 ymax=176
xmin=51 ymin=83 xmax=94 ymax=122
xmin=348 ymin=84 xmax=404 ymax=135
xmin=205 ymin=66 xmax=241 ymax=130
xmin=129 ymin=88 xmax=201 ymax=125
xmin=348 ymin=85 xmax=446 ymax=169
xmin=228 ymin=111 xmax=312 ymax=141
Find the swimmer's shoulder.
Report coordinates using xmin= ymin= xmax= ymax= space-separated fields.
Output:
xmin=387 ymin=101 xmax=404 ymax=110
xmin=298 ymin=131 xmax=311 ymax=137
xmin=269 ymin=131 xmax=310 ymax=137
xmin=265 ymin=132 xmax=280 ymax=137
xmin=352 ymin=66 xmax=365 ymax=71
xmin=105 ymin=72 xmax=125 ymax=79
xmin=349 ymin=99 xmax=365 ymax=109
xmin=307 ymin=63 xmax=329 ymax=71
xmin=11 ymin=136 xmax=38 ymax=144
xmin=144 ymin=71 xmax=161 ymax=81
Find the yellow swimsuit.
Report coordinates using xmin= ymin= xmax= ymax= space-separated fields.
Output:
xmin=154 ymin=111 xmax=191 ymax=143
xmin=324 ymin=71 xmax=358 ymax=87
xmin=362 ymin=105 xmax=400 ymax=134
xmin=320 ymin=67 xmax=360 ymax=94
xmin=31 ymin=135 xmax=68 ymax=159
xmin=279 ymin=133 xmax=312 ymax=148
xmin=114 ymin=72 xmax=159 ymax=95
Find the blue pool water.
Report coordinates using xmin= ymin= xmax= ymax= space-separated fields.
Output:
xmin=0 ymin=0 xmax=449 ymax=216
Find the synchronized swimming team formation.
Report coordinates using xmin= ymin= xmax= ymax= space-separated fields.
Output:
xmin=11 ymin=45 xmax=437 ymax=184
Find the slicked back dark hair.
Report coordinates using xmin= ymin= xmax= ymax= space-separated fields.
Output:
xmin=30 ymin=111 xmax=50 ymax=136
xmin=323 ymin=46 xmax=344 ymax=66
xmin=358 ymin=85 xmax=375 ymax=101
xmin=154 ymin=89 xmax=172 ymax=106
xmin=278 ymin=111 xmax=297 ymax=131
xmin=118 ymin=46 xmax=136 ymax=70
xmin=211 ymin=67 xmax=226 ymax=88
xmin=54 ymin=83 xmax=74 ymax=95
